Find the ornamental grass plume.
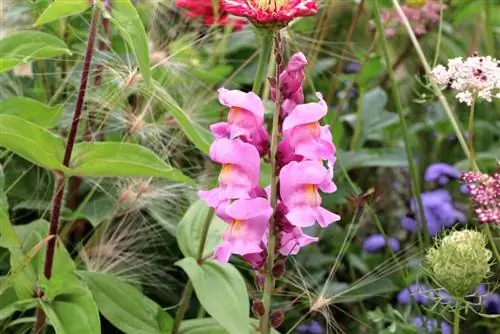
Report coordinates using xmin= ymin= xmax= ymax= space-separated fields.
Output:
xmin=426 ymin=230 xmax=492 ymax=298
xmin=431 ymin=54 xmax=500 ymax=106
xmin=461 ymin=164 xmax=500 ymax=224
xmin=198 ymin=53 xmax=339 ymax=266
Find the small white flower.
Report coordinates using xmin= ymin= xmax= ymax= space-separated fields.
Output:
xmin=430 ymin=55 xmax=500 ymax=106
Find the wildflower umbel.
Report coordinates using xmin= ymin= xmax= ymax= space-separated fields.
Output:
xmin=222 ymin=0 xmax=317 ymax=25
xmin=461 ymin=165 xmax=500 ymax=224
xmin=431 ymin=55 xmax=500 ymax=106
xmin=199 ymin=53 xmax=339 ymax=265
xmin=426 ymin=230 xmax=492 ymax=297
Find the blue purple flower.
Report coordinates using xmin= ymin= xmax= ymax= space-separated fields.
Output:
xmin=425 ymin=163 xmax=461 ymax=185
xmin=476 ymin=285 xmax=500 ymax=314
xmin=401 ymin=189 xmax=466 ymax=237
xmin=411 ymin=316 xmax=451 ymax=334
xmin=297 ymin=320 xmax=324 ymax=334
xmin=362 ymin=234 xmax=400 ymax=253
xmin=397 ymin=284 xmax=434 ymax=305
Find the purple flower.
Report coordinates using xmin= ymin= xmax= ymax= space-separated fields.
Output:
xmin=411 ymin=316 xmax=451 ymax=334
xmin=297 ymin=320 xmax=324 ymax=334
xmin=362 ymin=234 xmax=400 ymax=253
xmin=401 ymin=189 xmax=465 ymax=237
xmin=397 ymin=284 xmax=434 ymax=305
xmin=425 ymin=163 xmax=461 ymax=185
xmin=476 ymin=285 xmax=500 ymax=314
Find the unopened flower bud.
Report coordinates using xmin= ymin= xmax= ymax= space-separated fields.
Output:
xmin=272 ymin=260 xmax=286 ymax=278
xmin=270 ymin=309 xmax=285 ymax=328
xmin=252 ymin=299 xmax=265 ymax=318
xmin=426 ymin=230 xmax=492 ymax=297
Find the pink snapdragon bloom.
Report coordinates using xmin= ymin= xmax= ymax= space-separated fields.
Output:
xmin=214 ymin=197 xmax=273 ymax=263
xmin=271 ymin=52 xmax=307 ymax=116
xmin=222 ymin=0 xmax=317 ymax=24
xmin=280 ymin=160 xmax=340 ymax=227
xmin=211 ymin=88 xmax=270 ymax=155
xmin=198 ymin=138 xmax=260 ymax=207
xmin=281 ymin=93 xmax=335 ymax=163
xmin=279 ymin=227 xmax=318 ymax=255
xmin=379 ymin=0 xmax=444 ymax=38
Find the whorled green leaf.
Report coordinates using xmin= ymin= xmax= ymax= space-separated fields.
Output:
xmin=152 ymin=83 xmax=212 ymax=154
xmin=70 ymin=142 xmax=193 ymax=183
xmin=0 ymin=97 xmax=63 ymax=128
xmin=35 ymin=0 xmax=92 ymax=26
xmin=107 ymin=0 xmax=151 ymax=85
xmin=41 ymin=287 xmax=101 ymax=334
xmin=0 ymin=115 xmax=66 ymax=171
xmin=176 ymin=201 xmax=226 ymax=259
xmin=82 ymin=271 xmax=172 ymax=334
xmin=176 ymin=258 xmax=249 ymax=334
xmin=0 ymin=31 xmax=71 ymax=73
xmin=180 ymin=318 xmax=281 ymax=334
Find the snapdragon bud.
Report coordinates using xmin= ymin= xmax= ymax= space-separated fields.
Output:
xmin=426 ymin=230 xmax=492 ymax=297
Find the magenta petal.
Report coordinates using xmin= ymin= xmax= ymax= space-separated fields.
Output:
xmin=315 ymin=207 xmax=341 ymax=227
xmin=282 ymin=93 xmax=327 ymax=132
xmin=279 ymin=227 xmax=318 ymax=256
xmin=286 ymin=207 xmax=317 ymax=227
xmin=210 ymin=122 xmax=230 ymax=138
xmin=214 ymin=242 xmax=232 ymax=263
xmin=218 ymin=87 xmax=264 ymax=125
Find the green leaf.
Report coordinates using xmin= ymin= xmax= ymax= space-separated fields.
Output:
xmin=152 ymin=83 xmax=212 ymax=154
xmin=108 ymin=0 xmax=151 ymax=85
xmin=0 ymin=97 xmax=63 ymax=128
xmin=0 ymin=287 xmax=37 ymax=320
xmin=82 ymin=271 xmax=172 ymax=334
xmin=176 ymin=258 xmax=249 ymax=334
xmin=332 ymin=278 xmax=399 ymax=303
xmin=180 ymin=318 xmax=281 ymax=334
xmin=70 ymin=142 xmax=193 ymax=183
xmin=176 ymin=201 xmax=226 ymax=258
xmin=41 ymin=287 xmax=101 ymax=334
xmin=69 ymin=194 xmax=116 ymax=227
xmin=0 ymin=164 xmax=7 ymax=211
xmin=35 ymin=0 xmax=92 ymax=26
xmin=0 ymin=115 xmax=66 ymax=171
xmin=0 ymin=31 xmax=71 ymax=73
xmin=338 ymin=149 xmax=408 ymax=170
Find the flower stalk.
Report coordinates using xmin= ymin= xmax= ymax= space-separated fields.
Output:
xmin=260 ymin=30 xmax=283 ymax=334
xmin=33 ymin=4 xmax=100 ymax=333
xmin=253 ymin=31 xmax=274 ymax=95
xmin=467 ymin=99 xmax=476 ymax=170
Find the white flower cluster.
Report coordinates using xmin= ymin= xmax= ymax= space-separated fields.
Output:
xmin=430 ymin=55 xmax=500 ymax=106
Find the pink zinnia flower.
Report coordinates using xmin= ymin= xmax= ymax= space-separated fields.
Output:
xmin=214 ymin=197 xmax=273 ymax=263
xmin=282 ymin=93 xmax=336 ymax=163
xmin=279 ymin=160 xmax=340 ymax=228
xmin=176 ymin=0 xmax=246 ymax=30
xmin=211 ymin=88 xmax=270 ymax=155
xmin=222 ymin=0 xmax=317 ymax=24
xmin=279 ymin=227 xmax=317 ymax=255
xmin=198 ymin=138 xmax=260 ymax=207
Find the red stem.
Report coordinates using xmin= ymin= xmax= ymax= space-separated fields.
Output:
xmin=34 ymin=4 xmax=99 ymax=333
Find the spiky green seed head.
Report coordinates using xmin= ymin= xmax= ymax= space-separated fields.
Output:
xmin=426 ymin=230 xmax=492 ymax=297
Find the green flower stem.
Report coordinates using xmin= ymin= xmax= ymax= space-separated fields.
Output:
xmin=373 ymin=0 xmax=430 ymax=248
xmin=432 ymin=0 xmax=444 ymax=67
xmin=453 ymin=303 xmax=461 ymax=334
xmin=260 ymin=30 xmax=283 ymax=334
xmin=484 ymin=0 xmax=496 ymax=57
xmin=390 ymin=0 xmax=472 ymax=163
xmin=484 ymin=224 xmax=500 ymax=263
xmin=171 ymin=208 xmax=214 ymax=334
xmin=253 ymin=31 xmax=274 ymax=95
xmin=467 ymin=99 xmax=476 ymax=170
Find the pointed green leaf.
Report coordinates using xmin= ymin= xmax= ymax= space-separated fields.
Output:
xmin=82 ymin=271 xmax=172 ymax=334
xmin=0 ymin=97 xmax=63 ymax=128
xmin=176 ymin=258 xmax=249 ymax=334
xmin=152 ymin=83 xmax=212 ymax=154
xmin=108 ymin=0 xmax=151 ymax=85
xmin=0 ymin=31 xmax=71 ymax=73
xmin=176 ymin=201 xmax=225 ymax=259
xmin=41 ymin=288 xmax=101 ymax=334
xmin=35 ymin=0 xmax=92 ymax=26
xmin=180 ymin=318 xmax=281 ymax=334
xmin=70 ymin=142 xmax=193 ymax=183
xmin=0 ymin=115 xmax=66 ymax=171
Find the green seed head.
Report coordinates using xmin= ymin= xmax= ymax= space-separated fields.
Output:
xmin=426 ymin=230 xmax=492 ymax=298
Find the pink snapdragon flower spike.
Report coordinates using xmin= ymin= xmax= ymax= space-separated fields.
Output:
xmin=211 ymin=88 xmax=270 ymax=155
xmin=198 ymin=138 xmax=260 ymax=207
xmin=214 ymin=198 xmax=273 ymax=263
xmin=222 ymin=0 xmax=317 ymax=25
xmin=279 ymin=160 xmax=340 ymax=228
xmin=279 ymin=227 xmax=318 ymax=256
xmin=282 ymin=94 xmax=336 ymax=163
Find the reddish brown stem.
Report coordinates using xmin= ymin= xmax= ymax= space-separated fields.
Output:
xmin=34 ymin=4 xmax=100 ymax=334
